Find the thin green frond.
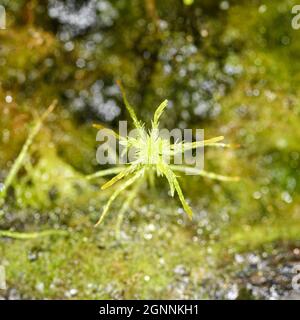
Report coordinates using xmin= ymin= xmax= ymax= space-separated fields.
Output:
xmin=116 ymin=80 xmax=142 ymax=129
xmin=207 ymin=142 xmax=240 ymax=149
xmin=171 ymin=136 xmax=224 ymax=154
xmin=0 ymin=100 xmax=57 ymax=204
xmin=101 ymin=165 xmax=135 ymax=190
xmin=152 ymin=99 xmax=168 ymax=129
xmin=115 ymin=178 xmax=143 ymax=238
xmin=157 ymin=162 xmax=175 ymax=196
xmin=85 ymin=167 xmax=125 ymax=180
xmin=95 ymin=169 xmax=144 ymax=226
xmin=0 ymin=229 xmax=68 ymax=240
xmin=170 ymin=165 xmax=240 ymax=181
xmin=158 ymin=161 xmax=193 ymax=218
xmin=173 ymin=178 xmax=193 ymax=219
xmin=93 ymin=123 xmax=123 ymax=140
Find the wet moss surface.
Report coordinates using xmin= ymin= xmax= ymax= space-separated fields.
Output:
xmin=0 ymin=0 xmax=300 ymax=299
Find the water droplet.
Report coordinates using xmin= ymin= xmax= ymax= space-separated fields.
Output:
xmin=5 ymin=95 xmax=12 ymax=103
xmin=220 ymin=1 xmax=230 ymax=10
xmin=258 ymin=5 xmax=267 ymax=14
xmin=65 ymin=288 xmax=78 ymax=298
xmin=253 ymin=191 xmax=262 ymax=200
xmin=281 ymin=191 xmax=292 ymax=204
xmin=227 ymin=284 xmax=239 ymax=300
xmin=144 ymin=233 xmax=153 ymax=240
xmin=144 ymin=275 xmax=150 ymax=282
xmin=35 ymin=282 xmax=45 ymax=293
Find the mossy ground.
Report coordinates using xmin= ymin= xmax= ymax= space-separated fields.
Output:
xmin=1 ymin=203 xmax=299 ymax=299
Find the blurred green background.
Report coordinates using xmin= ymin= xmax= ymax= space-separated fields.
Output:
xmin=0 ymin=0 xmax=299 ymax=299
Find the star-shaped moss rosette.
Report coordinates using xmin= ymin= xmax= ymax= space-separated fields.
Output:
xmin=88 ymin=81 xmax=239 ymax=226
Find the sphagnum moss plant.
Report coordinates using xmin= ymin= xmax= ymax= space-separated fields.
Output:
xmin=89 ymin=81 xmax=239 ymax=226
